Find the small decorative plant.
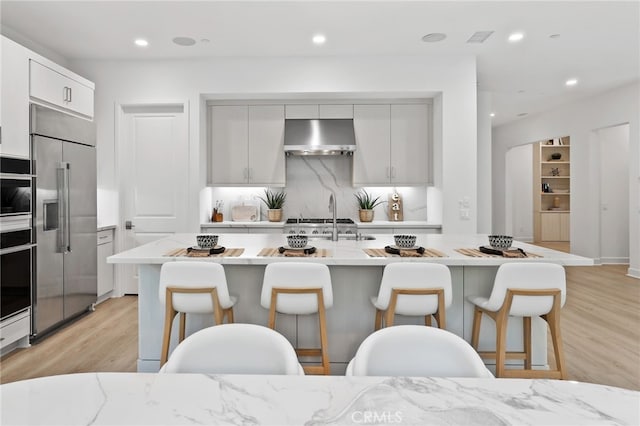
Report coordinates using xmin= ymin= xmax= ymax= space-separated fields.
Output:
xmin=354 ymin=189 xmax=383 ymax=210
xmin=259 ymin=189 xmax=286 ymax=209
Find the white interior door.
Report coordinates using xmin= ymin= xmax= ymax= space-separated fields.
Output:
xmin=598 ymin=124 xmax=630 ymax=264
xmin=118 ymin=103 xmax=188 ymax=294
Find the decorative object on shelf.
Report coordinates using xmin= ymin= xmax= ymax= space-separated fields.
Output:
xmin=212 ymin=200 xmax=224 ymax=222
xmin=488 ymin=235 xmax=513 ymax=250
xmin=196 ymin=234 xmax=218 ymax=248
xmin=542 ymin=183 xmax=551 ymax=193
xmin=551 ymin=167 xmax=560 ymax=176
xmin=550 ymin=153 xmax=562 ymax=160
xmin=393 ymin=234 xmax=417 ymax=248
xmin=388 ymin=191 xmax=403 ymax=222
xmin=355 ymin=189 xmax=384 ymax=222
xmin=553 ymin=196 xmax=561 ymax=209
xmin=258 ymin=189 xmax=286 ymax=222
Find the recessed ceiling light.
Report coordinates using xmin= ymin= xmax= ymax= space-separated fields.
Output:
xmin=517 ymin=112 xmax=528 ymax=117
xmin=565 ymin=78 xmax=578 ymax=86
xmin=422 ymin=33 xmax=447 ymax=43
xmin=200 ymin=38 xmax=210 ymax=44
xmin=549 ymin=34 xmax=561 ymax=39
xmin=173 ymin=37 xmax=196 ymax=46
xmin=490 ymin=113 xmax=495 ymax=117
xmin=517 ymin=90 xmax=525 ymax=93
xmin=312 ymin=34 xmax=326 ymax=45
xmin=508 ymin=32 xmax=524 ymax=42
xmin=134 ymin=39 xmax=148 ymax=47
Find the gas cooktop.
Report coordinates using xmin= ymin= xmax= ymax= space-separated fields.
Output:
xmin=285 ymin=218 xmax=355 ymax=224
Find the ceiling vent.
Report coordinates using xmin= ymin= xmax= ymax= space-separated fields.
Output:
xmin=467 ymin=31 xmax=494 ymax=43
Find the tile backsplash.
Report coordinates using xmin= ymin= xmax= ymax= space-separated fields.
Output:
xmin=203 ymin=156 xmax=437 ymax=223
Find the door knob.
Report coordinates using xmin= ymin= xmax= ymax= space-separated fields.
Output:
xmin=125 ymin=220 xmax=135 ymax=230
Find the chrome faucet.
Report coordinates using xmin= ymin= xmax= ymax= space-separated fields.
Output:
xmin=328 ymin=192 xmax=338 ymax=241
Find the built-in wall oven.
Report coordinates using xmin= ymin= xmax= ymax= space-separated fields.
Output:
xmin=0 ymin=157 xmax=34 ymax=321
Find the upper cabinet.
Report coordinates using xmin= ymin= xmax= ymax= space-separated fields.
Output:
xmin=1 ymin=36 xmax=95 ymax=159
xmin=285 ymin=104 xmax=353 ymax=119
xmin=30 ymin=60 xmax=94 ymax=119
xmin=208 ymin=105 xmax=285 ymax=186
xmin=353 ymin=103 xmax=430 ymax=186
xmin=1 ymin=37 xmax=30 ymax=159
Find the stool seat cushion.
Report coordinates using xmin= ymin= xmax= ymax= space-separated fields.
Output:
xmin=261 ymin=262 xmax=333 ymax=314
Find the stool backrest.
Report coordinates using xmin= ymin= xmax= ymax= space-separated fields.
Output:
xmin=161 ymin=323 xmax=304 ymax=375
xmin=486 ymin=262 xmax=566 ymax=316
xmin=261 ymin=262 xmax=333 ymax=314
xmin=347 ymin=325 xmax=493 ymax=377
xmin=159 ymin=262 xmax=232 ymax=313
xmin=377 ymin=263 xmax=452 ymax=315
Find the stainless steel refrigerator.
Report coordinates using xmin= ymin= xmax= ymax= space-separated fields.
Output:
xmin=31 ymin=104 xmax=97 ymax=339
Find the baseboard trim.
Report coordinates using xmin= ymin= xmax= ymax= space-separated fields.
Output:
xmin=600 ymin=257 xmax=630 ymax=264
xmin=627 ymin=267 xmax=640 ymax=280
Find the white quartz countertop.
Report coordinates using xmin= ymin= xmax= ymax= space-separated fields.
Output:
xmin=200 ymin=220 xmax=285 ymax=227
xmin=1 ymin=373 xmax=637 ymax=425
xmin=108 ymin=233 xmax=593 ymax=266
xmin=200 ymin=220 xmax=441 ymax=228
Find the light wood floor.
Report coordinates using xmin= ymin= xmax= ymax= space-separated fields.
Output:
xmin=1 ymin=267 xmax=639 ymax=390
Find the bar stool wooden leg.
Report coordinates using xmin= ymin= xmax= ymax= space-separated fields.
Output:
xmin=545 ymin=309 xmax=567 ymax=379
xmin=471 ymin=307 xmax=482 ymax=350
xmin=424 ymin=315 xmax=432 ymax=326
xmin=179 ymin=313 xmax=186 ymax=342
xmin=523 ymin=316 xmax=532 ymax=370
xmin=374 ymin=309 xmax=383 ymax=330
xmin=316 ymin=291 xmax=330 ymax=375
xmin=160 ymin=289 xmax=177 ymax=366
xmin=495 ymin=312 xmax=509 ymax=378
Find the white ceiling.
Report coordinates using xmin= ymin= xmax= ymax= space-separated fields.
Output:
xmin=1 ymin=1 xmax=638 ymax=126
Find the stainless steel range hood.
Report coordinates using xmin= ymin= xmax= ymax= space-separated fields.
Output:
xmin=284 ymin=119 xmax=356 ymax=156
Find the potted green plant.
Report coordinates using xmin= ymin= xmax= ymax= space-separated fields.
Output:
xmin=354 ymin=189 xmax=384 ymax=222
xmin=258 ymin=189 xmax=286 ymax=222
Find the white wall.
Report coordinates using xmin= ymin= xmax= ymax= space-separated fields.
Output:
xmin=477 ymin=91 xmax=493 ymax=233
xmin=71 ymin=55 xmax=478 ymax=234
xmin=493 ymin=81 xmax=640 ymax=278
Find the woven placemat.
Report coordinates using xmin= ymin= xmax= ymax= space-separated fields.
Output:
xmin=164 ymin=248 xmax=245 ymax=258
xmin=455 ymin=248 xmax=542 ymax=258
xmin=364 ymin=248 xmax=447 ymax=258
xmin=258 ymin=247 xmax=331 ymax=258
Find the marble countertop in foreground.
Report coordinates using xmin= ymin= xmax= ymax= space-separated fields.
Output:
xmin=108 ymin=233 xmax=593 ymax=266
xmin=1 ymin=373 xmax=637 ymax=425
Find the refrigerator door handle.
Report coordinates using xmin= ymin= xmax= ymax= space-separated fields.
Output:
xmin=56 ymin=165 xmax=66 ymax=253
xmin=58 ymin=162 xmax=71 ymax=253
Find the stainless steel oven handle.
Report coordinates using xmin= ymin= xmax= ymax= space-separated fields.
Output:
xmin=0 ymin=243 xmax=36 ymax=256
xmin=57 ymin=164 xmax=69 ymax=253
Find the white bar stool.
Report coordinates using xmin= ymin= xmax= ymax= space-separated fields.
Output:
xmin=159 ymin=261 xmax=237 ymax=366
xmin=467 ymin=262 xmax=567 ymax=379
xmin=371 ymin=263 xmax=452 ymax=330
xmin=261 ymin=262 xmax=333 ymax=375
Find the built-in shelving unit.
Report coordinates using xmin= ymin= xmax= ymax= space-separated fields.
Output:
xmin=533 ymin=136 xmax=570 ymax=242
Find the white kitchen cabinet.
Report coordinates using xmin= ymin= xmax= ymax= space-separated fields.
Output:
xmin=209 ymin=105 xmax=248 ymax=184
xmin=319 ymin=104 xmax=353 ymax=118
xmin=353 ymin=104 xmax=431 ymax=186
xmin=1 ymin=36 xmax=30 ymax=159
xmin=390 ymin=104 xmax=430 ymax=184
xmin=97 ymin=229 xmax=115 ymax=302
xmin=248 ymin=105 xmax=285 ymax=185
xmin=209 ymin=105 xmax=285 ymax=185
xmin=285 ymin=104 xmax=319 ymax=119
xmin=29 ymin=59 xmax=94 ymax=118
xmin=353 ymin=104 xmax=391 ymax=185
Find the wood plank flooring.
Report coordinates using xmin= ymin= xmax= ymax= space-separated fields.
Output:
xmin=1 ymin=266 xmax=638 ymax=391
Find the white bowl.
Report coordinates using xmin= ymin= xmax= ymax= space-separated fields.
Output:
xmin=488 ymin=235 xmax=513 ymax=249
xmin=287 ymin=235 xmax=308 ymax=249
xmin=196 ymin=234 xmax=218 ymax=248
xmin=394 ymin=234 xmax=417 ymax=248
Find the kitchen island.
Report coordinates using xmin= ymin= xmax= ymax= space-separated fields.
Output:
xmin=109 ymin=233 xmax=592 ymax=373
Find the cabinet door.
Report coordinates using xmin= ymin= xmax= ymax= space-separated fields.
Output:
xmin=285 ymin=104 xmax=318 ymax=119
xmin=353 ymin=104 xmax=391 ymax=185
xmin=559 ymin=212 xmax=570 ymax=241
xmin=29 ymin=60 xmax=94 ymax=118
xmin=1 ymin=37 xmax=30 ymax=158
xmin=390 ymin=104 xmax=429 ymax=184
xmin=209 ymin=105 xmax=248 ymax=184
xmin=540 ymin=213 xmax=561 ymax=241
xmin=248 ymin=105 xmax=285 ymax=185
xmin=319 ymin=104 xmax=353 ymax=119
xmin=97 ymin=236 xmax=114 ymax=299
